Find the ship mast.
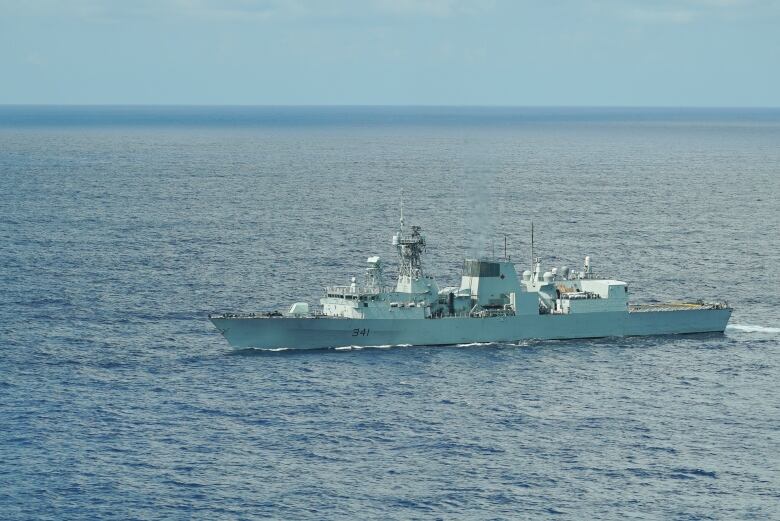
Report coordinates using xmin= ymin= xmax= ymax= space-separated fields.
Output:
xmin=397 ymin=226 xmax=426 ymax=280
xmin=531 ymin=221 xmax=542 ymax=281
xmin=400 ymin=188 xmax=404 ymax=233
xmin=393 ymin=189 xmax=426 ymax=283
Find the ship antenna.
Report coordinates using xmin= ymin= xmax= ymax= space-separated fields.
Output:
xmin=399 ymin=188 xmax=405 ymax=234
xmin=530 ymin=221 xmax=535 ymax=268
xmin=504 ymin=234 xmax=508 ymax=260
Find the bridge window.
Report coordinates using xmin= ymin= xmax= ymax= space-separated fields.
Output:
xmin=463 ymin=260 xmax=500 ymax=277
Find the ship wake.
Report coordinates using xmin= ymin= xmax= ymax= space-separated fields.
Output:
xmin=726 ymin=324 xmax=780 ymax=334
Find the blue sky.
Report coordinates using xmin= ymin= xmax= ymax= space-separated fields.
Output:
xmin=1 ymin=0 xmax=778 ymax=105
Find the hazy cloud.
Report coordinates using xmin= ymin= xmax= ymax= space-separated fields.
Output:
xmin=0 ymin=0 xmax=493 ymax=21
xmin=370 ymin=0 xmax=492 ymax=17
xmin=625 ymin=7 xmax=698 ymax=24
xmin=613 ymin=0 xmax=762 ymax=24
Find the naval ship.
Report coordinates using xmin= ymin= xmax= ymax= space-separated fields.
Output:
xmin=210 ymin=219 xmax=731 ymax=350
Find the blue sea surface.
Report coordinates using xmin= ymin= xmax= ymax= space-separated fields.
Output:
xmin=1 ymin=106 xmax=779 ymax=520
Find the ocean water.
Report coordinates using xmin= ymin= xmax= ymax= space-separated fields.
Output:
xmin=1 ymin=106 xmax=779 ymax=520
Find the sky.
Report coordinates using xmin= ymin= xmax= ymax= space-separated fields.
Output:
xmin=0 ymin=0 xmax=778 ymax=106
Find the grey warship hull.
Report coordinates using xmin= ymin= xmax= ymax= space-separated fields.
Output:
xmin=210 ymin=304 xmax=732 ymax=350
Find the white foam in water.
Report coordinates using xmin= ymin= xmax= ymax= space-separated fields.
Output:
xmin=335 ymin=345 xmax=365 ymax=351
xmin=337 ymin=343 xmax=411 ymax=351
xmin=726 ymin=324 xmax=780 ymax=334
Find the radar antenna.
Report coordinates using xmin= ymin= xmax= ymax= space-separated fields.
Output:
xmin=394 ymin=193 xmax=425 ymax=282
xmin=397 ymin=225 xmax=426 ymax=280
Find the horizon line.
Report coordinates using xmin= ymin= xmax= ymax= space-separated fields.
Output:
xmin=2 ymin=104 xmax=780 ymax=110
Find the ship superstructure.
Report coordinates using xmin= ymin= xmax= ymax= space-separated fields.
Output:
xmin=210 ymin=221 xmax=731 ymax=350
